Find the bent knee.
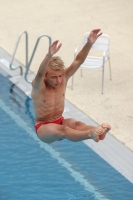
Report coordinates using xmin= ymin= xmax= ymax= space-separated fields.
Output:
xmin=62 ymin=125 xmax=69 ymax=135
xmin=76 ymin=121 xmax=84 ymax=128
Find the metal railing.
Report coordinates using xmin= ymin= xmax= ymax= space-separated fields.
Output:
xmin=10 ymin=31 xmax=52 ymax=83
xmin=10 ymin=30 xmax=28 ymax=76
xmin=24 ymin=34 xmax=51 ymax=83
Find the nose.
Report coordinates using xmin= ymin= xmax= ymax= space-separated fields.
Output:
xmin=56 ymin=77 xmax=61 ymax=83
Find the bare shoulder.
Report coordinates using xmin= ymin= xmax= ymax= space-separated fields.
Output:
xmin=31 ymin=78 xmax=46 ymax=97
xmin=32 ymin=74 xmax=46 ymax=90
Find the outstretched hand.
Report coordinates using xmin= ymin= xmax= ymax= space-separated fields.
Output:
xmin=88 ymin=29 xmax=102 ymax=45
xmin=48 ymin=40 xmax=62 ymax=56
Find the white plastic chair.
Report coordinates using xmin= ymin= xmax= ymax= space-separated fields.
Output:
xmin=71 ymin=32 xmax=112 ymax=94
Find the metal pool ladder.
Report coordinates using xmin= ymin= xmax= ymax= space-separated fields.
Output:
xmin=10 ymin=30 xmax=52 ymax=83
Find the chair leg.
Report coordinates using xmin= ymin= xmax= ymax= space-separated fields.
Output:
xmin=102 ymin=66 xmax=104 ymax=94
xmin=108 ymin=57 xmax=112 ymax=80
xmin=80 ymin=68 xmax=83 ymax=77
xmin=71 ymin=75 xmax=74 ymax=90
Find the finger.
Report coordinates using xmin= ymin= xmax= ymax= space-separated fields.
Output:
xmin=53 ymin=40 xmax=59 ymax=43
xmin=57 ymin=43 xmax=62 ymax=50
xmin=97 ymin=32 xmax=103 ymax=37
xmin=51 ymin=40 xmax=59 ymax=46
xmin=92 ymin=29 xmax=102 ymax=37
xmin=91 ymin=28 xmax=101 ymax=33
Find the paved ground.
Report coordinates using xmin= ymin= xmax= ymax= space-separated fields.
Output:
xmin=0 ymin=0 xmax=133 ymax=150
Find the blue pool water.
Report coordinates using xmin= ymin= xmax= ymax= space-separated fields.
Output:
xmin=0 ymin=72 xmax=133 ymax=200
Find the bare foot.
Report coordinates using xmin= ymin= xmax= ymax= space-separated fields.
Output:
xmin=90 ymin=123 xmax=111 ymax=142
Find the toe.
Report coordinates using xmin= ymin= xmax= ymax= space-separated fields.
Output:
xmin=95 ymin=136 xmax=100 ymax=142
xmin=99 ymin=133 xmax=106 ymax=140
xmin=102 ymin=123 xmax=111 ymax=130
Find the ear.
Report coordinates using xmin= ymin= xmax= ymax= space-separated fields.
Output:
xmin=45 ymin=71 xmax=48 ymax=76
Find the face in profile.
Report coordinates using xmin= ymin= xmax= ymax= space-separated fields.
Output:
xmin=44 ymin=68 xmax=64 ymax=88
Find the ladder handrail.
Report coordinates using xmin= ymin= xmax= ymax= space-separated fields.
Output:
xmin=10 ymin=30 xmax=28 ymax=76
xmin=24 ymin=34 xmax=52 ymax=83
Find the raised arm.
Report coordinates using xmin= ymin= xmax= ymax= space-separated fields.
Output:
xmin=32 ymin=40 xmax=62 ymax=89
xmin=65 ymin=29 xmax=102 ymax=79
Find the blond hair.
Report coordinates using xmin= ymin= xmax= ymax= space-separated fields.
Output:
xmin=49 ymin=56 xmax=65 ymax=71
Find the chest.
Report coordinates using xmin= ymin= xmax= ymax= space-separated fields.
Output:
xmin=36 ymin=82 xmax=66 ymax=106
xmin=43 ymin=89 xmax=65 ymax=104
xmin=31 ymin=78 xmax=66 ymax=106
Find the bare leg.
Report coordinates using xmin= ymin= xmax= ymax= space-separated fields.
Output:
xmin=62 ymin=118 xmax=110 ymax=142
xmin=36 ymin=119 xmax=111 ymax=143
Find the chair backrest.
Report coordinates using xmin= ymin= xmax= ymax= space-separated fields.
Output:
xmin=82 ymin=32 xmax=110 ymax=52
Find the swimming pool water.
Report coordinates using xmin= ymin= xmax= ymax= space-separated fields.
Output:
xmin=0 ymin=72 xmax=133 ymax=200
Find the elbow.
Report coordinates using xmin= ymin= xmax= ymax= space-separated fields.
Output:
xmin=75 ymin=58 xmax=84 ymax=65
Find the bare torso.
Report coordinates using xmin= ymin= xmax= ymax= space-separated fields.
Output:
xmin=31 ymin=73 xmax=67 ymax=125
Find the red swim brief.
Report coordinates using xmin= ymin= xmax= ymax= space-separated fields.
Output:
xmin=35 ymin=116 xmax=64 ymax=133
